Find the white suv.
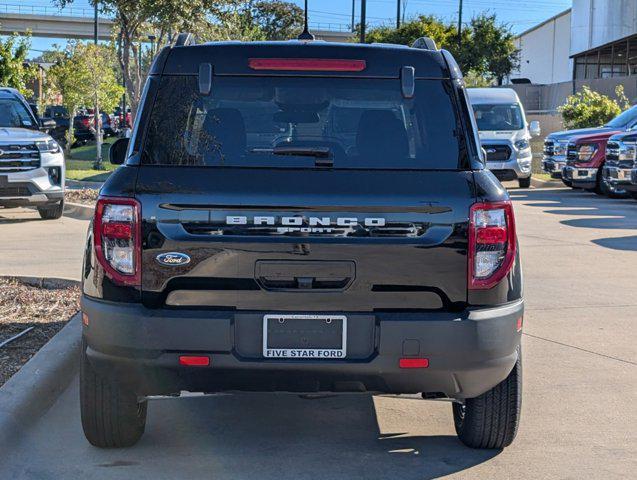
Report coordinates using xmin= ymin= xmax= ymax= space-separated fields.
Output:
xmin=0 ymin=88 xmax=65 ymax=219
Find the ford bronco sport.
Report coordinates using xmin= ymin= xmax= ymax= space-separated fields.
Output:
xmin=80 ymin=35 xmax=524 ymax=450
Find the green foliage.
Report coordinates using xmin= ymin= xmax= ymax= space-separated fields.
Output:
xmin=464 ymin=70 xmax=494 ymax=88
xmin=252 ymin=1 xmax=303 ymax=40
xmin=365 ymin=14 xmax=519 ymax=83
xmin=46 ymin=42 xmax=124 ymax=154
xmin=558 ymin=86 xmax=630 ymax=129
xmin=0 ymin=32 xmax=37 ymax=96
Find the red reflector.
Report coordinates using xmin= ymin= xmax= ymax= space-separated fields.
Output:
xmin=516 ymin=317 xmax=523 ymax=332
xmin=179 ymin=356 xmax=210 ymax=367
xmin=102 ymin=222 xmax=132 ymax=239
xmin=82 ymin=312 xmax=89 ymax=326
xmin=248 ymin=58 xmax=366 ymax=72
xmin=476 ymin=226 xmax=507 ymax=244
xmin=399 ymin=358 xmax=429 ymax=369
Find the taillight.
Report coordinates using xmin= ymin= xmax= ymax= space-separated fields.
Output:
xmin=468 ymin=201 xmax=516 ymax=289
xmin=94 ymin=197 xmax=141 ymax=286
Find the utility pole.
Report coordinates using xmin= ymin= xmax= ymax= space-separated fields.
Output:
xmin=360 ymin=0 xmax=367 ymax=43
xmin=397 ymin=0 xmax=401 ymax=29
xmin=351 ymin=0 xmax=355 ymax=32
xmin=458 ymin=0 xmax=463 ymax=49
xmin=93 ymin=0 xmax=103 ymax=170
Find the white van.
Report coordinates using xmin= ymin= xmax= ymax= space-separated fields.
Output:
xmin=468 ymin=88 xmax=540 ymax=188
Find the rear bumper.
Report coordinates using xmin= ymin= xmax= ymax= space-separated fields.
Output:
xmin=81 ymin=296 xmax=524 ymax=399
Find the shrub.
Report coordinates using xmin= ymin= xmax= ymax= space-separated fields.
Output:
xmin=559 ymin=85 xmax=630 ymax=129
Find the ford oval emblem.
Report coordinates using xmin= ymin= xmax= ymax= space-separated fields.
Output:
xmin=156 ymin=252 xmax=191 ymax=266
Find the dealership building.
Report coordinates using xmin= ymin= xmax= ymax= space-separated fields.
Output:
xmin=510 ymin=0 xmax=637 ymax=108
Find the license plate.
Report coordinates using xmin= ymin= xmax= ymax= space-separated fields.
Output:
xmin=263 ymin=314 xmax=347 ymax=359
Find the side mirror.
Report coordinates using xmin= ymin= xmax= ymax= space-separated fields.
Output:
xmin=39 ymin=118 xmax=56 ymax=131
xmin=109 ymin=137 xmax=129 ymax=165
xmin=529 ymin=120 xmax=541 ymax=137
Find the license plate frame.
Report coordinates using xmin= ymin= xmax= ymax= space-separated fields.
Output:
xmin=262 ymin=314 xmax=347 ymax=359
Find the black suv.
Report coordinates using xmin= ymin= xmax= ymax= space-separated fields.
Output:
xmin=80 ymin=35 xmax=524 ymax=450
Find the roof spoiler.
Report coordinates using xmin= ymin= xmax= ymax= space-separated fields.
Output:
xmin=174 ymin=32 xmax=196 ymax=47
xmin=411 ymin=37 xmax=437 ymax=50
xmin=149 ymin=32 xmax=195 ymax=75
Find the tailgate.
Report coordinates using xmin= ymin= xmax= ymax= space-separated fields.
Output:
xmin=137 ymin=167 xmax=475 ymax=311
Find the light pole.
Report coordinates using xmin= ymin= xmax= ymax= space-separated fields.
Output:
xmin=397 ymin=0 xmax=401 ymax=29
xmin=92 ymin=0 xmax=103 ymax=170
xmin=458 ymin=0 xmax=464 ymax=49
xmin=360 ymin=0 xmax=367 ymax=43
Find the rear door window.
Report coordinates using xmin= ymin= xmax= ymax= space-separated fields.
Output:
xmin=143 ymin=75 xmax=463 ymax=170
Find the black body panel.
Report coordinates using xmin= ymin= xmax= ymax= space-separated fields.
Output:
xmin=134 ymin=167 xmax=475 ymax=311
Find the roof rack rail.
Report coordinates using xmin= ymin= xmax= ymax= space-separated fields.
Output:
xmin=174 ymin=32 xmax=196 ymax=47
xmin=411 ymin=37 xmax=437 ymax=50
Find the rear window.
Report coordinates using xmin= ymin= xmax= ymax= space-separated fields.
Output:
xmin=142 ymin=75 xmax=462 ymax=169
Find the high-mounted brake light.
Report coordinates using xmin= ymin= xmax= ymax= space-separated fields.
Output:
xmin=468 ymin=201 xmax=516 ymax=289
xmin=94 ymin=197 xmax=141 ymax=286
xmin=248 ymin=58 xmax=366 ymax=72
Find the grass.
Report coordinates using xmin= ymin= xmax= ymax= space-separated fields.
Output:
xmin=65 ymin=137 xmax=117 ymax=182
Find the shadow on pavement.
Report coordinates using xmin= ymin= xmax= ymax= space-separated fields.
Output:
xmin=71 ymin=393 xmax=498 ymax=480
xmin=510 ymin=188 xmax=637 ymax=251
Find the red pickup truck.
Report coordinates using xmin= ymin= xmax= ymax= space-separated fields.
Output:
xmin=562 ymin=130 xmax=623 ymax=196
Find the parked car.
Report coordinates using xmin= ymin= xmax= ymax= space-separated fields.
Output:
xmin=562 ymin=130 xmax=622 ymax=195
xmin=73 ymin=112 xmax=96 ymax=145
xmin=0 ymin=88 xmax=65 ymax=219
xmin=44 ymin=105 xmax=71 ymax=146
xmin=113 ymin=106 xmax=132 ymax=131
xmin=605 ymin=132 xmax=637 ymax=199
xmin=467 ymin=87 xmax=540 ymax=188
xmin=79 ymin=36 xmax=524 ymax=450
xmin=542 ymin=105 xmax=637 ymax=185
xmin=101 ymin=112 xmax=118 ymax=137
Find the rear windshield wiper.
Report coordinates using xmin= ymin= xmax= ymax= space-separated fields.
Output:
xmin=257 ymin=146 xmax=333 ymax=167
xmin=273 ymin=146 xmax=330 ymax=157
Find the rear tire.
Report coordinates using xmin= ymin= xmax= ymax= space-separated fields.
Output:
xmin=80 ymin=339 xmax=147 ymax=448
xmin=518 ymin=177 xmax=531 ymax=188
xmin=453 ymin=348 xmax=522 ymax=449
xmin=37 ymin=200 xmax=64 ymax=220
xmin=629 ymin=191 xmax=637 ymax=200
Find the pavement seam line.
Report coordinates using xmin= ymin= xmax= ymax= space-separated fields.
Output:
xmin=526 ymin=303 xmax=637 ymax=311
xmin=522 ymin=332 xmax=637 ymax=366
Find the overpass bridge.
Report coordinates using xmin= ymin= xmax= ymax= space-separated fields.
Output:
xmin=0 ymin=4 xmax=353 ymax=43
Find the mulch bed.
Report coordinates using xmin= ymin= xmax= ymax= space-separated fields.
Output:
xmin=65 ymin=188 xmax=99 ymax=206
xmin=0 ymin=278 xmax=80 ymax=387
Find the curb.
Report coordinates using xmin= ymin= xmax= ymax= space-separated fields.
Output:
xmin=531 ymin=177 xmax=564 ymax=189
xmin=66 ymin=179 xmax=104 ymax=190
xmin=1 ymin=275 xmax=79 ymax=289
xmin=64 ymin=201 xmax=95 ymax=221
xmin=0 ymin=313 xmax=81 ymax=449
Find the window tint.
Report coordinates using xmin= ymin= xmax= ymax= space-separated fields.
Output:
xmin=143 ymin=76 xmax=462 ymax=170
xmin=0 ymin=98 xmax=34 ymax=128
xmin=472 ymin=103 xmax=524 ymax=131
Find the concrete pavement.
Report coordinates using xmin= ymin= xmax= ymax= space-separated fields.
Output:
xmin=0 ymin=207 xmax=89 ymax=281
xmin=1 ymin=188 xmax=636 ymax=479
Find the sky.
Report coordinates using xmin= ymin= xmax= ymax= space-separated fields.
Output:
xmin=18 ymin=0 xmax=573 ymax=58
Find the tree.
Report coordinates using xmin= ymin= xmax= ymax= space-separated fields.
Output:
xmin=0 ymin=31 xmax=37 ymax=96
xmin=252 ymin=1 xmax=303 ymax=40
xmin=45 ymin=43 xmax=87 ymax=155
xmin=466 ymin=14 xmax=520 ymax=85
xmin=46 ymin=42 xmax=124 ymax=163
xmin=559 ymin=85 xmax=630 ymax=129
xmin=82 ymin=43 xmax=126 ymax=168
xmin=365 ymin=14 xmax=519 ymax=83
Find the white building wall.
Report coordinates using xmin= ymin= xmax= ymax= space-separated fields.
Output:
xmin=511 ymin=10 xmax=572 ymax=84
xmin=571 ymin=0 xmax=637 ymax=56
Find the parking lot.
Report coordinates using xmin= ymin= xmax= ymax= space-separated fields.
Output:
xmin=1 ymin=187 xmax=635 ymax=479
